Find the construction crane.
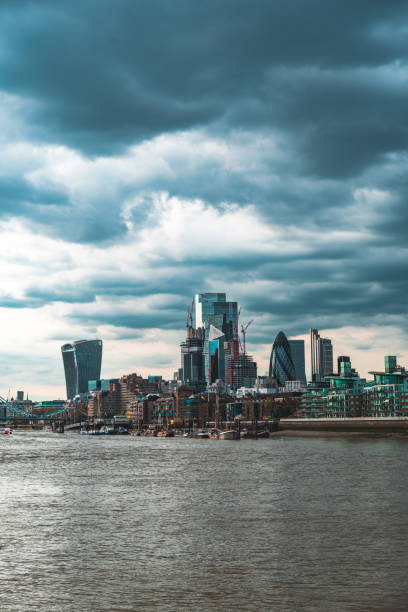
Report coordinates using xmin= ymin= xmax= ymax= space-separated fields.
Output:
xmin=241 ymin=319 xmax=254 ymax=356
xmin=186 ymin=298 xmax=194 ymax=353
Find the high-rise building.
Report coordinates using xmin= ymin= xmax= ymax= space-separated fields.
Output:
xmin=226 ymin=353 xmax=257 ymax=389
xmin=320 ymin=338 xmax=333 ymax=377
xmin=269 ymin=331 xmax=296 ymax=387
xmin=288 ymin=340 xmax=306 ymax=385
xmin=310 ymin=329 xmax=333 ymax=381
xmin=180 ymin=334 xmax=206 ymax=391
xmin=61 ymin=339 xmax=102 ymax=399
xmin=194 ymin=293 xmax=238 ymax=385
xmin=208 ymin=325 xmax=226 ymax=385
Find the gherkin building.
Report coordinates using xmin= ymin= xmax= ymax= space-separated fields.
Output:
xmin=269 ymin=331 xmax=296 ymax=387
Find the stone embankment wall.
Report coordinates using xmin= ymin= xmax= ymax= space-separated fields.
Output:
xmin=279 ymin=418 xmax=408 ymax=433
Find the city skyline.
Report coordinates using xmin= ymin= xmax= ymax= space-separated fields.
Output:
xmin=1 ymin=2 xmax=408 ymax=398
xmin=1 ymin=313 xmax=406 ymax=401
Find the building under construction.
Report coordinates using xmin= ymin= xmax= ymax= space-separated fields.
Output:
xmin=180 ymin=292 xmax=257 ymax=391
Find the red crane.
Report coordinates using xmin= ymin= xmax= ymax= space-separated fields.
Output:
xmin=241 ymin=319 xmax=254 ymax=356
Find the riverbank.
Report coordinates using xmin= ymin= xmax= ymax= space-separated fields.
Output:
xmin=277 ymin=417 xmax=408 ymax=438
xmin=273 ymin=429 xmax=408 ymax=439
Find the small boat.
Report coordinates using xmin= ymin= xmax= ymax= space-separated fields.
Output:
xmin=100 ymin=426 xmax=115 ymax=435
xmin=80 ymin=429 xmax=103 ymax=435
xmin=218 ymin=429 xmax=239 ymax=440
xmin=195 ymin=431 xmax=210 ymax=439
xmin=0 ymin=426 xmax=12 ymax=435
xmin=117 ymin=426 xmax=130 ymax=435
xmin=257 ymin=430 xmax=270 ymax=438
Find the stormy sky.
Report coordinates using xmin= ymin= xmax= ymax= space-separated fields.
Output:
xmin=1 ymin=0 xmax=408 ymax=398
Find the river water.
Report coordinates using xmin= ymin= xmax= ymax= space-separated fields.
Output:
xmin=0 ymin=432 xmax=407 ymax=611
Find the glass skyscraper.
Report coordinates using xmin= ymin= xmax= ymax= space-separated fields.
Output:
xmin=311 ymin=329 xmax=333 ymax=381
xmin=269 ymin=331 xmax=296 ymax=387
xmin=208 ymin=325 xmax=226 ymax=385
xmin=61 ymin=339 xmax=103 ymax=399
xmin=288 ymin=340 xmax=306 ymax=385
xmin=194 ymin=293 xmax=238 ymax=386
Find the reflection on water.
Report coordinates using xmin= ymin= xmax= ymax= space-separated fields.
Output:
xmin=1 ymin=432 xmax=408 ymax=611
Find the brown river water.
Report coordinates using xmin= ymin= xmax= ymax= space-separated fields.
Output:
xmin=0 ymin=431 xmax=407 ymax=611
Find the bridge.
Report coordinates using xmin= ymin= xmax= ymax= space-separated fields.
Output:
xmin=0 ymin=396 xmax=69 ymax=422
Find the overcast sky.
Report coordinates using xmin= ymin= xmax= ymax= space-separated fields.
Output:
xmin=1 ymin=0 xmax=408 ymax=399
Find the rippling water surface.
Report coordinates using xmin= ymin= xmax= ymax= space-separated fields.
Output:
xmin=1 ymin=432 xmax=407 ymax=611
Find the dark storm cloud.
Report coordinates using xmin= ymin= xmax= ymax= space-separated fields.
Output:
xmin=1 ymin=0 xmax=407 ymax=163
xmin=1 ymin=0 xmax=408 ymax=354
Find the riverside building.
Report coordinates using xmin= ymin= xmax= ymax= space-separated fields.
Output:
xmin=302 ymin=355 xmax=408 ymax=418
xmin=363 ymin=356 xmax=408 ymax=417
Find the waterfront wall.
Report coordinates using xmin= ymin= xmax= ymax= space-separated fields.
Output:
xmin=279 ymin=417 xmax=408 ymax=433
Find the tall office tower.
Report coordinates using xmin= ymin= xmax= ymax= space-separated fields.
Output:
xmin=269 ymin=331 xmax=296 ymax=387
xmin=310 ymin=328 xmax=320 ymax=381
xmin=194 ymin=293 xmax=238 ymax=385
xmin=180 ymin=334 xmax=206 ymax=391
xmin=226 ymin=353 xmax=257 ymax=388
xmin=288 ymin=340 xmax=307 ymax=385
xmin=61 ymin=339 xmax=102 ymax=399
xmin=320 ymin=338 xmax=333 ymax=376
xmin=310 ymin=329 xmax=333 ymax=381
xmin=208 ymin=325 xmax=226 ymax=385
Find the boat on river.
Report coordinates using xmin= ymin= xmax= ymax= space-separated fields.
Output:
xmin=195 ymin=431 xmax=210 ymax=439
xmin=218 ymin=429 xmax=239 ymax=440
xmin=0 ymin=426 xmax=12 ymax=434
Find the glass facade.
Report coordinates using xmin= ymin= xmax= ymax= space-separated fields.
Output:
xmin=180 ymin=337 xmax=206 ymax=391
xmin=195 ymin=293 xmax=238 ymax=386
xmin=310 ymin=328 xmax=333 ymax=380
xmin=269 ymin=331 xmax=296 ymax=387
xmin=288 ymin=340 xmax=306 ymax=384
xmin=209 ymin=326 xmax=226 ymax=385
xmin=62 ymin=339 xmax=103 ymax=399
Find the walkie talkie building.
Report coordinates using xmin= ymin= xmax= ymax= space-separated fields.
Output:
xmin=61 ymin=339 xmax=102 ymax=399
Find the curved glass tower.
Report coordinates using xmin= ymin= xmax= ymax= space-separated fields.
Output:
xmin=269 ymin=331 xmax=296 ymax=387
xmin=62 ymin=339 xmax=102 ymax=399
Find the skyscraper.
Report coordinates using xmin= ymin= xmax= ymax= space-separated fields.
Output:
xmin=208 ymin=325 xmax=226 ymax=385
xmin=288 ymin=340 xmax=307 ymax=385
xmin=61 ymin=339 xmax=102 ymax=399
xmin=180 ymin=333 xmax=206 ymax=391
xmin=310 ymin=329 xmax=333 ymax=381
xmin=194 ymin=293 xmax=238 ymax=385
xmin=269 ymin=331 xmax=296 ymax=387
